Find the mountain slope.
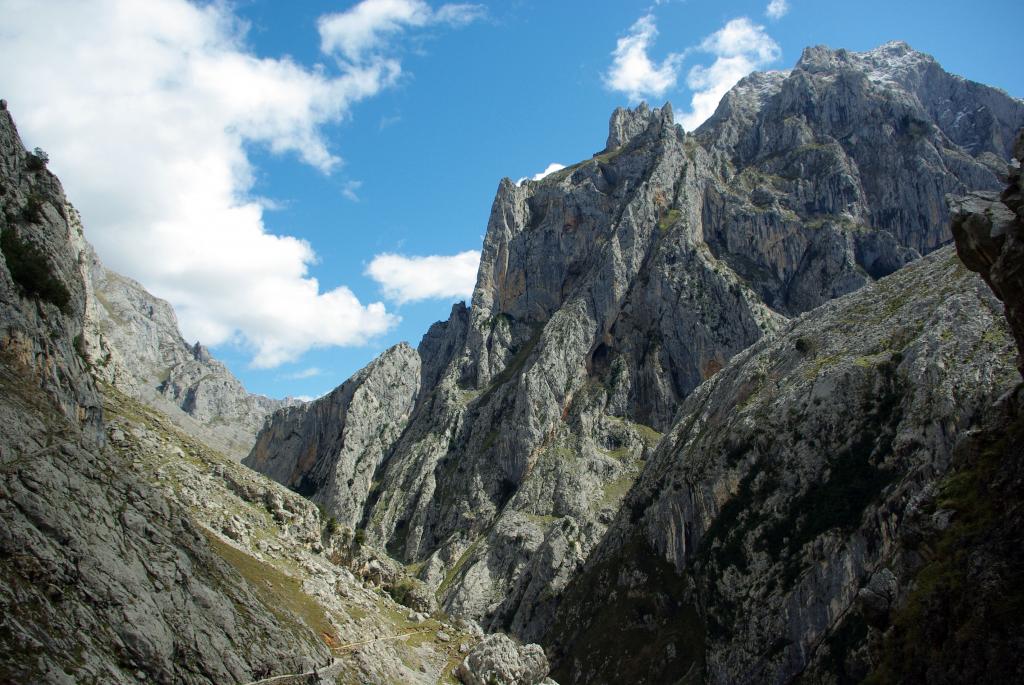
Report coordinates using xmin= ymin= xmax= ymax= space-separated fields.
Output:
xmin=245 ymin=40 xmax=1024 ymax=652
xmin=0 ymin=104 xmax=327 ymax=683
xmin=84 ymin=248 xmax=294 ymax=460
xmin=548 ymin=245 xmax=1017 ymax=684
xmin=0 ymin=103 xmax=511 ymax=685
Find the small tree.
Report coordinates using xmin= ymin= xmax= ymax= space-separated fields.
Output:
xmin=26 ymin=147 xmax=48 ymax=172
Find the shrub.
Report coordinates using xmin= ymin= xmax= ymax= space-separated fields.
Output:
xmin=21 ymin=193 xmax=45 ymax=223
xmin=1 ymin=228 xmax=71 ymax=312
xmin=25 ymin=147 xmax=48 ymax=172
xmin=386 ymin=577 xmax=419 ymax=609
xmin=73 ymin=333 xmax=88 ymax=361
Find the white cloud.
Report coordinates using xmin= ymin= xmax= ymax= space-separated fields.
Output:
xmin=342 ymin=180 xmax=363 ymax=201
xmin=281 ymin=367 xmax=324 ymax=380
xmin=0 ymin=0 xmax=474 ymax=368
xmin=766 ymin=0 xmax=789 ymax=20
xmin=366 ymin=251 xmax=480 ymax=304
xmin=680 ymin=18 xmax=781 ymax=130
xmin=604 ymin=14 xmax=682 ymax=100
xmin=516 ymin=162 xmax=566 ymax=185
xmin=318 ymin=0 xmax=484 ymax=62
xmin=532 ymin=163 xmax=566 ymax=181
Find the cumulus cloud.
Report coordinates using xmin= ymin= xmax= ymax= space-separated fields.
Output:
xmin=516 ymin=162 xmax=566 ymax=185
xmin=766 ymin=0 xmax=790 ymax=20
xmin=319 ymin=0 xmax=484 ymax=62
xmin=0 ymin=0 xmax=475 ymax=368
xmin=366 ymin=251 xmax=480 ymax=304
xmin=604 ymin=14 xmax=682 ymax=100
xmin=532 ymin=163 xmax=566 ymax=180
xmin=679 ymin=18 xmax=781 ymax=130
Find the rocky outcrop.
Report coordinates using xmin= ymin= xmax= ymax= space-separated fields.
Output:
xmin=244 ymin=343 xmax=421 ymax=529
xmin=246 ymin=41 xmax=1024 ymax=651
xmin=951 ymin=129 xmax=1024 ymax=375
xmin=0 ymin=107 xmax=329 ymax=683
xmin=84 ymin=251 xmax=293 ymax=460
xmin=859 ymin=128 xmax=1024 ymax=685
xmin=0 ymin=108 xmax=101 ymax=436
xmin=457 ymin=633 xmax=552 ymax=685
xmin=698 ymin=40 xmax=1021 ymax=315
xmin=549 ymin=246 xmax=1018 ymax=684
xmin=1 ymin=103 xmax=489 ymax=684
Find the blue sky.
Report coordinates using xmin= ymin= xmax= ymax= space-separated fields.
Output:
xmin=2 ymin=0 xmax=1022 ymax=400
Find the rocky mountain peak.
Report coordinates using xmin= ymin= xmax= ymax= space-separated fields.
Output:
xmin=605 ymin=101 xmax=675 ymax=150
xmin=795 ymin=40 xmax=933 ymax=80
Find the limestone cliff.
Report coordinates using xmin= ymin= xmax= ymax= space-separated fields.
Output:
xmin=0 ymin=105 xmax=326 ymax=683
xmin=0 ymin=104 xmax=504 ymax=684
xmin=84 ymin=249 xmax=294 ymax=460
xmin=246 ymin=40 xmax=1024 ymax=657
xmin=549 ymin=246 xmax=1017 ymax=683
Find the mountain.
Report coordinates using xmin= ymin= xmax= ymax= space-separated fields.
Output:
xmin=83 ymin=248 xmax=296 ymax=460
xmin=4 ymin=38 xmax=1024 ymax=685
xmin=244 ymin=40 xmax=1024 ymax=669
xmin=0 ymin=103 xmax=545 ymax=684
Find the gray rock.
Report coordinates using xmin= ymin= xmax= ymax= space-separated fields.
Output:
xmin=457 ymin=633 xmax=552 ymax=685
xmin=950 ymin=129 xmax=1024 ymax=376
xmin=1 ymin=104 xmax=485 ymax=685
xmin=549 ymin=246 xmax=1018 ymax=684
xmin=83 ymin=249 xmax=293 ymax=460
xmin=244 ymin=42 xmax=1024 ymax=659
xmin=244 ymin=342 xmax=420 ymax=529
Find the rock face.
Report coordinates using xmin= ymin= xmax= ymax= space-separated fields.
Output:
xmin=245 ymin=38 xmax=1024 ymax=658
xmin=84 ymin=250 xmax=293 ymax=460
xmin=1 ymin=104 xmax=484 ymax=684
xmin=0 ymin=109 xmax=100 ymax=436
xmin=244 ymin=342 xmax=422 ymax=529
xmin=0 ymin=107 xmax=327 ymax=683
xmin=698 ymin=41 xmax=1020 ymax=315
xmin=457 ymin=633 xmax=551 ymax=685
xmin=951 ymin=129 xmax=1024 ymax=375
xmin=864 ymin=127 xmax=1024 ymax=685
xmin=548 ymin=246 xmax=1018 ymax=683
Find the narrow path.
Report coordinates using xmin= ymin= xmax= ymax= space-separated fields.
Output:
xmin=240 ymin=657 xmax=342 ymax=685
xmin=239 ymin=629 xmax=434 ymax=685
xmin=332 ymin=628 xmax=434 ymax=652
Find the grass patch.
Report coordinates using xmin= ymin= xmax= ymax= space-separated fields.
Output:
xmin=203 ymin=530 xmax=338 ymax=646
xmin=1 ymin=228 xmax=71 ymax=312
xmin=658 ymin=209 xmax=682 ymax=231
xmin=437 ymin=538 xmax=483 ymax=596
xmin=600 ymin=472 xmax=639 ymax=509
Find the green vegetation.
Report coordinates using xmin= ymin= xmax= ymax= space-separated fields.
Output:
xmin=658 ymin=209 xmax=682 ymax=231
xmin=600 ymin=472 xmax=639 ymax=509
xmin=551 ymin=537 xmax=704 ymax=684
xmin=25 ymin=147 xmax=48 ymax=172
xmin=593 ymin=144 xmax=630 ymax=165
xmin=1 ymin=228 xmax=71 ymax=312
xmin=20 ymin=193 xmax=45 ymax=223
xmin=865 ymin=407 xmax=1024 ymax=683
xmin=699 ymin=463 xmax=767 ymax=572
xmin=822 ymin=612 xmax=870 ymax=685
xmin=385 ymin=577 xmax=420 ymax=609
xmin=203 ymin=530 xmax=337 ymax=646
xmin=437 ymin=538 xmax=482 ymax=596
